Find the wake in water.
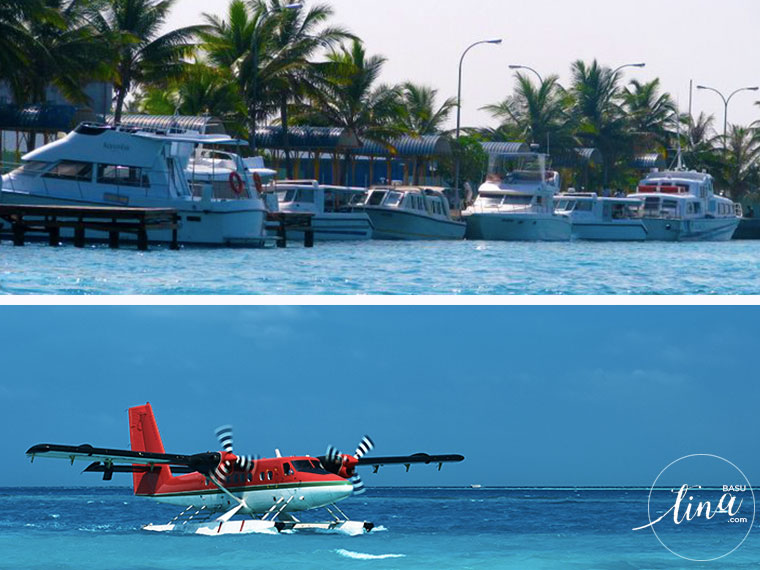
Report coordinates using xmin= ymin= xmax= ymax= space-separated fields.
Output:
xmin=335 ymin=549 xmax=405 ymax=560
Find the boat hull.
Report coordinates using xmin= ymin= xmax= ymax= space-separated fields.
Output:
xmin=284 ymin=214 xmax=373 ymax=241
xmin=0 ymin=189 xmax=268 ymax=246
xmin=641 ymin=217 xmax=739 ymax=241
xmin=464 ymin=213 xmax=571 ymax=241
xmin=364 ymin=208 xmax=465 ymax=240
xmin=571 ymin=221 xmax=648 ymax=241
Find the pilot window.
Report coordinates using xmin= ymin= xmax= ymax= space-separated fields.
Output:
xmin=292 ymin=459 xmax=330 ymax=474
xmin=283 ymin=462 xmax=292 ymax=476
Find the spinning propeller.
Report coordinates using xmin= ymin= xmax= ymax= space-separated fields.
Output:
xmin=323 ymin=435 xmax=375 ymax=494
xmin=212 ymin=425 xmax=257 ymax=480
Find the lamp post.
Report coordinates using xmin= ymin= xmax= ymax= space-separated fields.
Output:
xmin=250 ymin=2 xmax=303 ymax=154
xmin=612 ymin=62 xmax=646 ymax=77
xmin=696 ymin=84 xmax=759 ymax=148
xmin=454 ymin=38 xmax=501 ymax=194
xmin=508 ymin=64 xmax=543 ymax=84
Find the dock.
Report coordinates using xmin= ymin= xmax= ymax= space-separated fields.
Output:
xmin=266 ymin=212 xmax=315 ymax=248
xmin=0 ymin=204 xmax=179 ymax=251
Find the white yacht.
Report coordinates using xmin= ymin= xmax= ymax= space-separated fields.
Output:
xmin=357 ymin=185 xmax=466 ymax=240
xmin=628 ymin=170 xmax=740 ymax=241
xmin=555 ymin=193 xmax=648 ymax=241
xmin=273 ymin=180 xmax=373 ymax=241
xmin=0 ymin=123 xmax=270 ymax=246
xmin=462 ymin=153 xmax=570 ymax=241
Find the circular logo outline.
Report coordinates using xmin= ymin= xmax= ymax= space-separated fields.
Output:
xmin=646 ymin=453 xmax=755 ymax=562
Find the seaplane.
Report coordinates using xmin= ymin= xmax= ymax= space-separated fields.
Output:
xmin=25 ymin=403 xmax=464 ymax=535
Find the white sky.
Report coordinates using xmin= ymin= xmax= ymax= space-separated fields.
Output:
xmin=169 ymin=0 xmax=760 ymax=132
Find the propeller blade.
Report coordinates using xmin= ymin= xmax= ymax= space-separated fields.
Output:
xmin=354 ymin=435 xmax=374 ymax=459
xmin=235 ymin=454 xmax=258 ymax=472
xmin=350 ymin=474 xmax=365 ymax=495
xmin=214 ymin=425 xmax=234 ymax=453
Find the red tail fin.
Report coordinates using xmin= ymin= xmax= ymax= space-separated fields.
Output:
xmin=129 ymin=403 xmax=173 ymax=495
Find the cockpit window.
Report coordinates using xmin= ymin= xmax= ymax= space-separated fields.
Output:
xmin=11 ymin=160 xmax=49 ymax=176
xmin=477 ymin=192 xmax=503 ymax=207
xmin=367 ymin=190 xmax=386 ymax=206
xmin=383 ymin=191 xmax=403 ymax=207
xmin=292 ymin=459 xmax=330 ymax=474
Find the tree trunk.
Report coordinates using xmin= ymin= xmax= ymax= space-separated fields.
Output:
xmin=248 ymin=101 xmax=258 ymax=155
xmin=280 ymin=93 xmax=292 ymax=179
xmin=343 ymin=151 xmax=351 ymax=186
xmin=114 ymin=85 xmax=127 ymax=124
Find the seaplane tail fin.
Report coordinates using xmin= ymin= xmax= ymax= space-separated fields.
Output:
xmin=129 ymin=403 xmax=174 ymax=495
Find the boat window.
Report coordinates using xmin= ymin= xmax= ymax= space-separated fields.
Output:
xmin=662 ymin=199 xmax=678 ymax=215
xmin=643 ymin=197 xmax=660 ymax=212
xmin=367 ymin=190 xmax=386 ymax=206
xmin=292 ymin=459 xmax=330 ymax=474
xmin=12 ymin=160 xmax=49 ymax=176
xmin=283 ymin=462 xmax=292 ymax=476
xmin=43 ymin=160 xmax=93 ymax=182
xmin=281 ymin=189 xmax=297 ymax=202
xmin=383 ymin=191 xmax=403 ymax=207
xmin=556 ymin=200 xmax=575 ymax=211
xmin=692 ymin=201 xmax=701 ymax=214
xmin=502 ymin=195 xmax=533 ymax=206
xmin=97 ymin=164 xmax=144 ymax=187
xmin=297 ymin=189 xmax=315 ymax=203
xmin=574 ymin=200 xmax=593 ymax=212
xmin=709 ymin=200 xmax=716 ymax=213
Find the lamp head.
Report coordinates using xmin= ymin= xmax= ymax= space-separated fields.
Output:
xmin=488 ymin=39 xmax=503 ymax=44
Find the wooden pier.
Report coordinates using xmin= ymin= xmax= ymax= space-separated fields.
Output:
xmin=0 ymin=204 xmax=179 ymax=251
xmin=266 ymin=212 xmax=315 ymax=248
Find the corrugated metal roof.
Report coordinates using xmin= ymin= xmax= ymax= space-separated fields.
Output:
xmin=632 ymin=153 xmax=666 ymax=169
xmin=106 ymin=114 xmax=227 ymax=135
xmin=480 ymin=142 xmax=531 ymax=156
xmin=0 ymin=104 xmax=77 ymax=131
xmin=255 ymin=126 xmax=361 ymax=149
xmin=359 ymin=135 xmax=451 ymax=157
xmin=574 ymin=147 xmax=602 ymax=164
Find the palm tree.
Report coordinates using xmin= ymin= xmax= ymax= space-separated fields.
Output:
xmin=622 ymin=78 xmax=677 ymax=154
xmin=717 ymin=125 xmax=760 ymax=200
xmin=0 ymin=0 xmax=47 ymax=83
xmin=570 ymin=59 xmax=630 ymax=186
xmin=297 ymin=40 xmax=403 ymax=184
xmin=397 ymin=83 xmax=456 ymax=137
xmin=92 ymin=0 xmax=205 ymax=123
xmin=482 ymin=72 xmax=575 ymax=154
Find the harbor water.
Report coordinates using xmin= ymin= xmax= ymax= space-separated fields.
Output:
xmin=1 ymin=487 xmax=758 ymax=569
xmin=2 ymin=239 xmax=760 ymax=295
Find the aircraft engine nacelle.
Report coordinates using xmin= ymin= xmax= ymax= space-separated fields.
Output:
xmin=336 ymin=454 xmax=358 ymax=479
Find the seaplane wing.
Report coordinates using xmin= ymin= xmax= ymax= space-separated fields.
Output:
xmin=25 ymin=443 xmax=196 ymax=467
xmin=357 ymin=452 xmax=465 ymax=466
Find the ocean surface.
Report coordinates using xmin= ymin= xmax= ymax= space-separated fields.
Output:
xmin=2 ymin=240 xmax=760 ymax=295
xmin=1 ymin=487 xmax=757 ymax=569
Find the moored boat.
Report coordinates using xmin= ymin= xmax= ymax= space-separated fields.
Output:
xmin=462 ymin=153 xmax=571 ymax=241
xmin=357 ymin=185 xmax=465 ymax=240
xmin=628 ymin=170 xmax=740 ymax=241
xmin=0 ymin=123 xmax=270 ymax=246
xmin=556 ymin=193 xmax=647 ymax=241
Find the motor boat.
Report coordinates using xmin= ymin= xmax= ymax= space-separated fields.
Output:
xmin=0 ymin=123 xmax=270 ymax=246
xmin=628 ymin=169 xmax=740 ymax=241
xmin=356 ymin=185 xmax=465 ymax=240
xmin=462 ymin=153 xmax=570 ymax=241
xmin=273 ymin=180 xmax=373 ymax=241
xmin=555 ymin=193 xmax=648 ymax=241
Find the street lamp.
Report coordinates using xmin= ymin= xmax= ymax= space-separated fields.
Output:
xmin=612 ymin=62 xmax=646 ymax=76
xmin=508 ymin=64 xmax=543 ymax=84
xmin=696 ymin=84 xmax=760 ymax=147
xmin=249 ymin=2 xmax=304 ymax=153
xmin=455 ymin=38 xmax=501 ymax=193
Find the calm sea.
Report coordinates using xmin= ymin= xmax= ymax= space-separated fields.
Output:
xmin=1 ymin=240 xmax=760 ymax=295
xmin=0 ymin=487 xmax=757 ymax=569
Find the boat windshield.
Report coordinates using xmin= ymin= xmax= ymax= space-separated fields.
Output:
xmin=383 ymin=191 xmax=403 ymax=207
xmin=477 ymin=192 xmax=503 ymax=207
xmin=366 ymin=190 xmax=387 ymax=206
xmin=502 ymin=195 xmax=533 ymax=206
xmin=292 ymin=459 xmax=330 ymax=475
xmin=280 ymin=188 xmax=315 ymax=204
xmin=556 ymin=199 xmax=576 ymax=212
xmin=11 ymin=160 xmax=49 ymax=176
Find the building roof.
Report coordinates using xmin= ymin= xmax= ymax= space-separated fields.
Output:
xmin=106 ymin=114 xmax=228 ymax=135
xmin=632 ymin=153 xmax=666 ymax=169
xmin=360 ymin=135 xmax=452 ymax=157
xmin=0 ymin=104 xmax=79 ymax=131
xmin=480 ymin=142 xmax=531 ymax=156
xmin=255 ymin=126 xmax=361 ymax=150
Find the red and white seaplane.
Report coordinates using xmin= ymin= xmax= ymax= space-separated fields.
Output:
xmin=26 ymin=403 xmax=464 ymax=535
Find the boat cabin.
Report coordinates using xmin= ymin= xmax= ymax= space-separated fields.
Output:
xmin=555 ymin=193 xmax=641 ymax=221
xmin=362 ymin=186 xmax=455 ymax=220
xmin=275 ymin=180 xmax=367 ymax=215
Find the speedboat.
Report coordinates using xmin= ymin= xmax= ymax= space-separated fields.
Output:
xmin=462 ymin=153 xmax=571 ymax=241
xmin=0 ymin=123 xmax=269 ymax=246
xmin=556 ymin=193 xmax=647 ymax=241
xmin=628 ymin=170 xmax=740 ymax=241
xmin=356 ymin=185 xmax=465 ymax=240
xmin=273 ymin=180 xmax=373 ymax=241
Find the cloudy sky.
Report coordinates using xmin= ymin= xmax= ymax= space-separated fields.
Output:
xmin=167 ymin=0 xmax=760 ymax=131
xmin=3 ymin=306 xmax=758 ymax=487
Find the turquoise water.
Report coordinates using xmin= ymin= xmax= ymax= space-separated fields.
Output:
xmin=2 ymin=240 xmax=760 ymax=295
xmin=1 ymin=487 xmax=758 ymax=569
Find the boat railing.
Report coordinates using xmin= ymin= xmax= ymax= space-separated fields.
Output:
xmin=467 ymin=202 xmax=555 ymax=215
xmin=735 ymin=203 xmax=744 ymax=218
